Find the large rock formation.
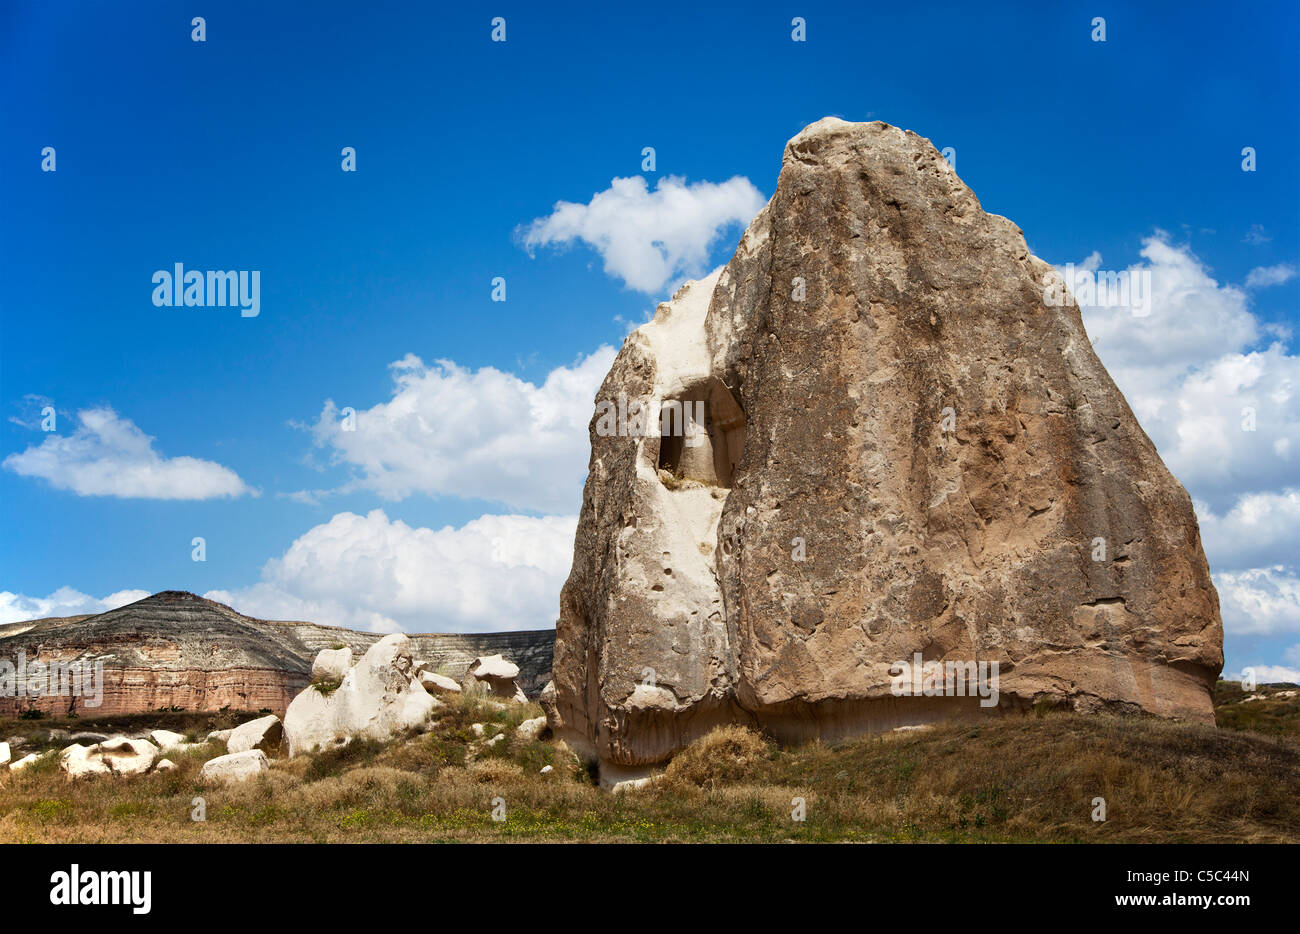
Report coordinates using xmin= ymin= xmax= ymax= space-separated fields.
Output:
xmin=551 ymin=118 xmax=1224 ymax=778
xmin=0 ymin=591 xmax=555 ymax=717
xmin=283 ymin=634 xmax=437 ymax=756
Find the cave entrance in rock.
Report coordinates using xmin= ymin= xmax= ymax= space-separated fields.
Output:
xmin=656 ymin=378 xmax=745 ymax=488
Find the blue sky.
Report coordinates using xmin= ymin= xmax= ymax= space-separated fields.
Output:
xmin=1 ymin=1 xmax=1297 ymax=679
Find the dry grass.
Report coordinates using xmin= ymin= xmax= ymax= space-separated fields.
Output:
xmin=1214 ymin=680 xmax=1300 ymax=738
xmin=2 ymin=691 xmax=1298 ymax=843
xmin=661 ymin=725 xmax=773 ymax=790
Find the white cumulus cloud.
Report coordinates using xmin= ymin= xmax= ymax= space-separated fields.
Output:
xmin=1056 ymin=234 xmax=1300 ymax=652
xmin=1211 ymin=567 xmax=1300 ymax=638
xmin=0 ymin=587 xmax=150 ymax=625
xmin=519 ymin=174 xmax=766 ymax=294
xmin=207 ymin=509 xmax=576 ymax=633
xmin=1062 ymin=235 xmax=1298 ymax=514
xmin=301 ymin=348 xmax=615 ymax=513
xmin=3 ymin=407 xmax=250 ymax=500
xmin=1196 ymin=490 xmax=1300 ymax=572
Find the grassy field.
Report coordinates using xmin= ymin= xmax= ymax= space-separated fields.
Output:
xmin=2 ymin=683 xmax=1297 ymax=843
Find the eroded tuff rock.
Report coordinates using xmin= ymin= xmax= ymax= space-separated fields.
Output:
xmin=552 ymin=117 xmax=1223 ymax=775
xmin=283 ymin=635 xmax=437 ymax=756
xmin=464 ymin=654 xmax=528 ymax=702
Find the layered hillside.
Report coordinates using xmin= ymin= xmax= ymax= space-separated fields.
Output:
xmin=0 ymin=591 xmax=554 ymax=717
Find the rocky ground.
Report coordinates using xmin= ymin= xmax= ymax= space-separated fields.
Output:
xmin=2 ymin=681 xmax=1296 ymax=843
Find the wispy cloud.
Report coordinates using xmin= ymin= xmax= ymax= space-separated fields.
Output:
xmin=1245 ymin=263 xmax=1296 ymax=289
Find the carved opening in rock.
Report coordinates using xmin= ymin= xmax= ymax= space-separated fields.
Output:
xmin=656 ymin=378 xmax=745 ymax=488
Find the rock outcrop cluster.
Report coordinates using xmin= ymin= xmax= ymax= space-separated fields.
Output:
xmin=550 ymin=118 xmax=1224 ymax=779
xmin=0 ymin=591 xmax=554 ymax=717
xmin=283 ymin=634 xmax=438 ymax=756
xmin=4 ymin=642 xmax=540 ymax=784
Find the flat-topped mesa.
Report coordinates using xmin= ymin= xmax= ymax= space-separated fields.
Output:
xmin=550 ymin=117 xmax=1224 ymax=782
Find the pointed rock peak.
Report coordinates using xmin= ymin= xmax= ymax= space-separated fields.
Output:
xmin=788 ymin=114 xmax=859 ymax=143
xmin=549 ymin=117 xmax=1224 ymax=776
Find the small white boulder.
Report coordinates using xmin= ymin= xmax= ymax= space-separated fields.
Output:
xmin=10 ymin=752 xmax=42 ymax=772
xmin=200 ymin=749 xmax=269 ymax=783
xmin=94 ymin=737 xmax=160 ymax=776
xmin=465 ymin=655 xmax=527 ymax=703
xmin=418 ymin=670 xmax=462 ymax=695
xmin=312 ymin=646 xmax=353 ymax=682
xmin=60 ymin=744 xmax=110 ymax=778
xmin=516 ymin=716 xmax=548 ymax=742
xmin=227 ymin=715 xmax=283 ymax=755
xmin=469 ymin=654 xmax=520 ymax=681
xmin=149 ymin=729 xmax=187 ymax=750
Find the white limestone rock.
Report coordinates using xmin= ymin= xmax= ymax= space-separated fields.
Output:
xmin=10 ymin=752 xmax=42 ymax=772
xmin=312 ymin=646 xmax=353 ymax=683
xmin=516 ymin=716 xmax=548 ymax=742
xmin=470 ymin=654 xmax=520 ymax=681
xmin=465 ymin=655 xmax=527 ymax=703
xmin=58 ymin=737 xmax=158 ymax=778
xmin=149 ymin=729 xmax=187 ymax=750
xmin=418 ymin=670 xmax=462 ymax=695
xmin=200 ymin=749 xmax=269 ymax=783
xmin=283 ymin=633 xmax=436 ymax=756
xmin=227 ymin=715 xmax=283 ymax=755
xmin=60 ymin=744 xmax=109 ymax=778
